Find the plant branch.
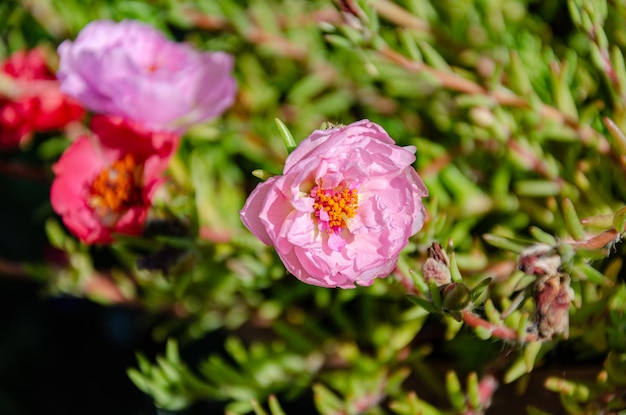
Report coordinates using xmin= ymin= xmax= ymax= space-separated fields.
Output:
xmin=462 ymin=310 xmax=539 ymax=342
xmin=371 ymin=0 xmax=431 ymax=32
xmin=376 ymin=46 xmax=611 ymax=155
xmin=0 ymin=161 xmax=49 ymax=181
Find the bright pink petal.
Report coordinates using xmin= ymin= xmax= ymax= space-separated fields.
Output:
xmin=240 ymin=177 xmax=281 ymax=246
xmin=50 ymin=136 xmax=109 ymax=214
xmin=50 ymin=118 xmax=171 ymax=244
xmin=57 ymin=19 xmax=237 ymax=133
xmin=240 ymin=119 xmax=428 ymax=288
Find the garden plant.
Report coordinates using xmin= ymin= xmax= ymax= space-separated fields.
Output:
xmin=1 ymin=0 xmax=626 ymax=414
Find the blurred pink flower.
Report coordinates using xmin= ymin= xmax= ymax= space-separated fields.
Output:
xmin=50 ymin=115 xmax=179 ymax=244
xmin=57 ymin=19 xmax=236 ymax=133
xmin=0 ymin=48 xmax=84 ymax=149
xmin=240 ymin=120 xmax=428 ymax=288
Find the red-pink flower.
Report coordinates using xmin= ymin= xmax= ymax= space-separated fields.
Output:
xmin=240 ymin=120 xmax=428 ymax=288
xmin=0 ymin=48 xmax=84 ymax=149
xmin=50 ymin=115 xmax=179 ymax=244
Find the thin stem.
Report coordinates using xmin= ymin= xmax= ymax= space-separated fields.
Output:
xmin=376 ymin=46 xmax=611 ymax=154
xmin=372 ymin=0 xmax=431 ymax=32
xmin=0 ymin=161 xmax=49 ymax=181
xmin=570 ymin=228 xmax=620 ymax=250
xmin=0 ymin=258 xmax=27 ymax=278
xmin=462 ymin=310 xmax=539 ymax=342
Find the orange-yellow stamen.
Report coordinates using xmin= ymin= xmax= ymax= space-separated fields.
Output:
xmin=89 ymin=154 xmax=142 ymax=216
xmin=146 ymin=62 xmax=160 ymax=73
xmin=312 ymin=186 xmax=359 ymax=232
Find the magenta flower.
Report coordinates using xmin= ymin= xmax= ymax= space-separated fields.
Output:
xmin=50 ymin=115 xmax=179 ymax=244
xmin=240 ymin=120 xmax=428 ymax=288
xmin=57 ymin=19 xmax=236 ymax=132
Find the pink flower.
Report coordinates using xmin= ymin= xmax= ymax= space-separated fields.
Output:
xmin=57 ymin=19 xmax=236 ymax=133
xmin=240 ymin=120 xmax=428 ymax=288
xmin=0 ymin=48 xmax=84 ymax=149
xmin=50 ymin=115 xmax=179 ymax=244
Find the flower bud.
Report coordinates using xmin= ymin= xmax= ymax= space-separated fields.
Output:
xmin=533 ymin=273 xmax=571 ymax=340
xmin=442 ymin=282 xmax=471 ymax=311
xmin=422 ymin=242 xmax=452 ymax=286
xmin=518 ymin=243 xmax=561 ymax=277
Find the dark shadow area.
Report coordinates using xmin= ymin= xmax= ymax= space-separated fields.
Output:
xmin=0 ymin=277 xmax=160 ymax=415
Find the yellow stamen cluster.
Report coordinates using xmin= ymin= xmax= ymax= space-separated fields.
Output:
xmin=312 ymin=187 xmax=358 ymax=231
xmin=146 ymin=62 xmax=160 ymax=73
xmin=90 ymin=154 xmax=142 ymax=214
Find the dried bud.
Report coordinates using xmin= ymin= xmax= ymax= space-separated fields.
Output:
xmin=519 ymin=244 xmax=572 ymax=340
xmin=533 ymin=273 xmax=572 ymax=340
xmin=442 ymin=282 xmax=471 ymax=311
xmin=518 ymin=243 xmax=561 ymax=277
xmin=422 ymin=242 xmax=452 ymax=286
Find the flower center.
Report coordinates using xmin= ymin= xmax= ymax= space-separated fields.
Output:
xmin=145 ymin=62 xmax=160 ymax=73
xmin=89 ymin=154 xmax=142 ymax=218
xmin=311 ymin=185 xmax=359 ymax=233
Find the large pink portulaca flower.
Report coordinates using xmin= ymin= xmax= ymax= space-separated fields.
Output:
xmin=57 ymin=19 xmax=236 ymax=133
xmin=0 ymin=48 xmax=84 ymax=149
xmin=240 ymin=120 xmax=428 ymax=288
xmin=50 ymin=115 xmax=179 ymax=244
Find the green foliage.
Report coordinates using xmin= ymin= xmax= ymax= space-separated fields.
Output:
xmin=130 ymin=337 xmax=324 ymax=413
xmin=5 ymin=0 xmax=626 ymax=413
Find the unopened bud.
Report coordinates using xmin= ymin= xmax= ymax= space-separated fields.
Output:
xmin=442 ymin=282 xmax=471 ymax=311
xmin=422 ymin=242 xmax=452 ymax=286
